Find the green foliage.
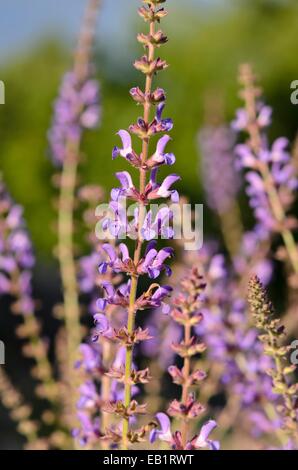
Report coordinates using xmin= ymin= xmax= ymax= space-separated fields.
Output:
xmin=1 ymin=2 xmax=298 ymax=255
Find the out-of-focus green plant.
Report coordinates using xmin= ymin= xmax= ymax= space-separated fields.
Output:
xmin=1 ymin=1 xmax=298 ymax=256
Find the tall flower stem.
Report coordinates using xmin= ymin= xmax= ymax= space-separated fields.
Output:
xmin=122 ymin=8 xmax=156 ymax=450
xmin=57 ymin=0 xmax=100 ymax=421
xmin=166 ymin=268 xmax=214 ymax=450
xmin=248 ymin=275 xmax=298 ymax=440
xmin=240 ymin=65 xmax=298 ymax=275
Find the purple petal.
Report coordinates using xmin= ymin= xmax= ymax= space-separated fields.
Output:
xmin=195 ymin=420 xmax=218 ymax=448
xmin=102 ymin=243 xmax=116 ymax=262
xmin=156 ymin=412 xmax=171 ymax=433
xmin=119 ymin=243 xmax=130 ymax=261
xmin=115 ymin=171 xmax=134 ymax=189
xmin=117 ymin=130 xmax=132 ymax=153
xmin=93 ymin=313 xmax=109 ymax=333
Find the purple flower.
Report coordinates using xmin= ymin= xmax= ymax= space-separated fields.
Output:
xmin=78 ymin=251 xmax=102 ymax=294
xmin=0 ymin=181 xmax=35 ymax=314
xmin=75 ymin=344 xmax=102 ymax=373
xmin=150 ymin=413 xmax=172 ymax=444
xmin=155 ymin=103 xmax=173 ymax=132
xmin=193 ymin=420 xmax=219 ymax=450
xmin=96 ymin=281 xmax=130 ymax=313
xmin=98 ymin=243 xmax=130 ymax=274
xmin=48 ymin=72 xmax=101 ymax=165
xmin=231 ymin=104 xmax=272 ymax=131
xmin=151 ymin=135 xmax=175 ymax=166
xmin=76 ymin=1 xmax=180 ymax=448
xmin=102 ymin=203 xmax=174 ymax=241
xmin=198 ymin=125 xmax=241 ymax=214
xmin=112 ymin=130 xmax=133 ymax=160
xmin=138 ymin=242 xmax=173 ymax=278
xmin=73 ymin=411 xmax=101 ymax=447
xmin=111 ymin=169 xmax=180 ymax=203
xmin=233 ymin=66 xmax=298 ymax=276
xmin=136 ymin=285 xmax=173 ymax=314
xmin=77 ymin=380 xmax=99 ymax=409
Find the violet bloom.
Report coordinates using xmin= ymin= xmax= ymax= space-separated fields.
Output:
xmin=75 ymin=343 xmax=102 ymax=374
xmin=154 ymin=103 xmax=173 ymax=132
xmin=192 ymin=421 xmax=220 ymax=450
xmin=96 ymin=281 xmax=130 ymax=313
xmin=150 ymin=412 xmax=172 ymax=444
xmin=99 ymin=241 xmax=173 ymax=279
xmin=113 ymin=131 xmax=175 ymax=168
xmin=136 ymin=285 xmax=173 ymax=314
xmin=181 ymin=243 xmax=280 ymax=440
xmin=48 ymin=72 xmax=101 ymax=166
xmin=233 ymin=65 xmax=298 ymax=275
xmin=101 ymin=201 xmax=174 ymax=242
xmin=137 ymin=242 xmax=173 ymax=278
xmin=0 ymin=181 xmax=35 ymax=314
xmin=74 ymin=341 xmax=104 ymax=447
xmin=110 ymin=169 xmax=180 ymax=204
xmin=198 ymin=125 xmax=240 ymax=215
xmin=80 ymin=0 xmax=182 ymax=448
xmin=150 ymin=413 xmax=219 ymax=450
xmin=72 ymin=411 xmax=101 ymax=447
xmin=233 ymin=228 xmax=273 ymax=286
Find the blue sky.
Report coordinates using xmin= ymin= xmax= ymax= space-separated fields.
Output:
xmin=0 ymin=0 xmax=226 ymax=64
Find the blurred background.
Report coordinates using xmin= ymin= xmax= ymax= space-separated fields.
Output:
xmin=1 ymin=0 xmax=298 ymax=448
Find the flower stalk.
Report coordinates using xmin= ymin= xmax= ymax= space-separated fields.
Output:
xmin=122 ymin=1 xmax=168 ymax=449
xmin=248 ymin=275 xmax=298 ymax=440
xmin=236 ymin=64 xmax=298 ymax=275
xmin=54 ymin=0 xmax=100 ymax=420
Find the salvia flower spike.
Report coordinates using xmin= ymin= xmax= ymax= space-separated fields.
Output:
xmin=233 ymin=64 xmax=298 ymax=277
xmin=150 ymin=267 xmax=219 ymax=450
xmin=0 ymin=179 xmax=58 ymax=408
xmin=48 ymin=0 xmax=101 ymax=421
xmin=248 ymin=275 xmax=298 ymax=440
xmin=94 ymin=0 xmax=179 ymax=449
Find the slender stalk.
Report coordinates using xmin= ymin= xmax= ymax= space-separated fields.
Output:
xmin=58 ymin=140 xmax=81 ymax=418
xmin=248 ymin=276 xmax=298 ymax=443
xmin=241 ymin=66 xmax=298 ymax=275
xmin=268 ymin=330 xmax=297 ymax=421
xmin=12 ymin=266 xmax=58 ymax=408
xmin=122 ymin=13 xmax=156 ymax=450
xmin=0 ymin=368 xmax=38 ymax=445
xmin=57 ymin=0 xmax=100 ymax=422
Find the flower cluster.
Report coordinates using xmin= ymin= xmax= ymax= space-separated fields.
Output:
xmin=48 ymin=72 xmax=101 ymax=166
xmin=233 ymin=64 xmax=298 ymax=277
xmin=76 ymin=0 xmax=180 ymax=450
xmin=248 ymin=276 xmax=298 ymax=438
xmin=181 ymin=245 xmax=281 ymax=441
xmin=198 ymin=125 xmax=240 ymax=216
xmin=0 ymin=179 xmax=34 ymax=312
xmin=49 ymin=0 xmax=102 ymax=432
xmin=150 ymin=267 xmax=219 ymax=450
xmin=0 ymin=180 xmax=61 ymax=446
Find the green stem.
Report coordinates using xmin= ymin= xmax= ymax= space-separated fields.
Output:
xmin=57 ymin=0 xmax=100 ymax=428
xmin=121 ymin=12 xmax=156 ymax=450
xmin=58 ymin=143 xmax=81 ymax=421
